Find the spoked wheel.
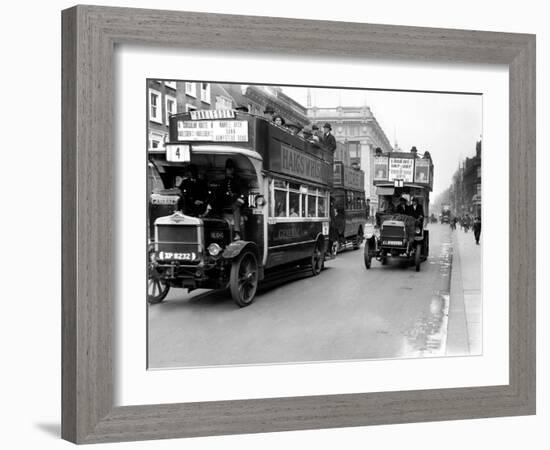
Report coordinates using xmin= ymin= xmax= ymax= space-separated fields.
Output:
xmin=415 ymin=242 xmax=422 ymax=272
xmin=147 ymin=271 xmax=170 ymax=304
xmin=311 ymin=239 xmax=325 ymax=276
xmin=363 ymin=243 xmax=372 ymax=270
xmin=230 ymin=251 xmax=259 ymax=307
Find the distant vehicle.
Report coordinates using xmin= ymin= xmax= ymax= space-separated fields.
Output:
xmin=364 ymin=147 xmax=432 ymax=272
xmin=440 ymin=204 xmax=451 ymax=224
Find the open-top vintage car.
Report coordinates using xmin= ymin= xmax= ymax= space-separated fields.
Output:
xmin=147 ymin=110 xmax=332 ymax=307
xmin=364 ymin=212 xmax=429 ymax=272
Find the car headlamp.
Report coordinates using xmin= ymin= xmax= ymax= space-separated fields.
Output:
xmin=207 ymin=243 xmax=222 ymax=256
xmin=415 ymin=227 xmax=421 ymax=234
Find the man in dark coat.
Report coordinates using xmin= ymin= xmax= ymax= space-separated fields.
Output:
xmin=473 ymin=216 xmax=482 ymax=245
xmin=177 ymin=164 xmax=209 ymax=217
xmin=409 ymin=197 xmax=425 ymax=221
xmin=321 ymin=122 xmax=337 ymax=153
xmin=395 ymin=197 xmax=410 ymax=215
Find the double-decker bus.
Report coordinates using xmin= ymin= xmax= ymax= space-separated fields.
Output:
xmin=329 ymin=142 xmax=367 ymax=254
xmin=364 ymin=147 xmax=433 ymax=271
xmin=147 ymin=109 xmax=333 ymax=307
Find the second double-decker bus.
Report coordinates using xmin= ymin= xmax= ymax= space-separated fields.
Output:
xmin=328 ymin=142 xmax=367 ymax=254
xmin=147 ymin=109 xmax=333 ymax=307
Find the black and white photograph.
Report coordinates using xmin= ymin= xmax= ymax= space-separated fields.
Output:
xmin=146 ymin=81 xmax=483 ymax=369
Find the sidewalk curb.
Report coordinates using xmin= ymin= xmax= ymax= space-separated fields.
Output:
xmin=446 ymin=231 xmax=470 ymax=355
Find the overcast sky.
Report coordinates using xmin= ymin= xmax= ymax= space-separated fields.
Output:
xmin=281 ymin=86 xmax=482 ymax=198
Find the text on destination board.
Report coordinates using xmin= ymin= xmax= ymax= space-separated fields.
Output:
xmin=280 ymin=145 xmax=327 ymax=182
xmin=177 ymin=120 xmax=248 ymax=142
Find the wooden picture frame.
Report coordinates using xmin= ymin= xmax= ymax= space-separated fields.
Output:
xmin=62 ymin=5 xmax=536 ymax=444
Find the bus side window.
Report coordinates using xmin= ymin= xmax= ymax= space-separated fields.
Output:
xmin=319 ymin=191 xmax=329 ymax=217
xmin=307 ymin=194 xmax=316 ymax=217
xmin=289 ymin=192 xmax=300 ymax=217
xmin=274 ymin=190 xmax=287 ymax=217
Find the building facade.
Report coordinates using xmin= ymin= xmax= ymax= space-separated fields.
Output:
xmin=147 ymin=79 xmax=178 ymax=153
xmin=147 ymin=80 xmax=220 ymax=154
xmin=448 ymin=140 xmax=482 ymax=217
xmin=222 ymin=84 xmax=309 ymax=127
xmin=308 ymin=106 xmax=392 ymax=214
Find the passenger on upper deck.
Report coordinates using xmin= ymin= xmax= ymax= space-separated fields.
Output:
xmin=312 ymin=125 xmax=322 ymax=142
xmin=273 ymin=114 xmax=286 ymax=127
xmin=321 ymin=123 xmax=337 ymax=154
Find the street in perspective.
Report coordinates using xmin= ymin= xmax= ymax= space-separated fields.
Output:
xmin=146 ymin=81 xmax=482 ymax=368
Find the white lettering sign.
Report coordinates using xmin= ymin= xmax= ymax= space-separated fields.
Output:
xmin=177 ymin=120 xmax=248 ymax=142
xmin=388 ymin=157 xmax=414 ymax=182
xmin=166 ymin=144 xmax=190 ymax=162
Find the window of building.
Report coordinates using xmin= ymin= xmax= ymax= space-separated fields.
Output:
xmin=148 ymin=131 xmax=167 ymax=152
xmin=165 ymin=95 xmax=176 ymax=125
xmin=185 ymin=103 xmax=197 ymax=112
xmin=164 ymin=81 xmax=177 ymax=90
xmin=200 ymin=83 xmax=211 ymax=104
xmin=348 ymin=142 xmax=361 ymax=159
xmin=148 ymin=89 xmax=162 ymax=124
xmin=185 ymin=82 xmax=196 ymax=98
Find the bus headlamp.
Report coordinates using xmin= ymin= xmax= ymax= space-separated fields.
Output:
xmin=255 ymin=195 xmax=266 ymax=207
xmin=207 ymin=243 xmax=222 ymax=256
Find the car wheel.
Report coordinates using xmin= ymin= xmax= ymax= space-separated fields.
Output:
xmin=230 ymin=251 xmax=259 ymax=307
xmin=364 ymin=248 xmax=372 ymax=270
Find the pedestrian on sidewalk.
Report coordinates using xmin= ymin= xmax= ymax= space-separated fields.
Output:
xmin=473 ymin=216 xmax=481 ymax=245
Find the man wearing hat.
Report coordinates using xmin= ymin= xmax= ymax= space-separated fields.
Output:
xmin=177 ymin=164 xmax=209 ymax=217
xmin=263 ymin=106 xmax=275 ymax=121
xmin=214 ymin=158 xmax=246 ymax=240
xmin=395 ymin=197 xmax=410 ymax=215
xmin=322 ymin=122 xmax=337 ymax=153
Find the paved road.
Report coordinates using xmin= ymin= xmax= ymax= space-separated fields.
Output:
xmin=148 ymin=224 xmax=457 ymax=368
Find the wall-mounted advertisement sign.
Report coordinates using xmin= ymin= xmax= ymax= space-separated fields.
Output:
xmin=374 ymin=156 xmax=389 ymax=181
xmin=414 ymin=158 xmax=431 ymax=183
xmin=388 ymin=157 xmax=414 ymax=182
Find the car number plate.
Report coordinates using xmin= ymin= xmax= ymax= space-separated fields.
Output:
xmin=382 ymin=240 xmax=402 ymax=246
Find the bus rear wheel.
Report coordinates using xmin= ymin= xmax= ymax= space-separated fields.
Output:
xmin=230 ymin=251 xmax=259 ymax=307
